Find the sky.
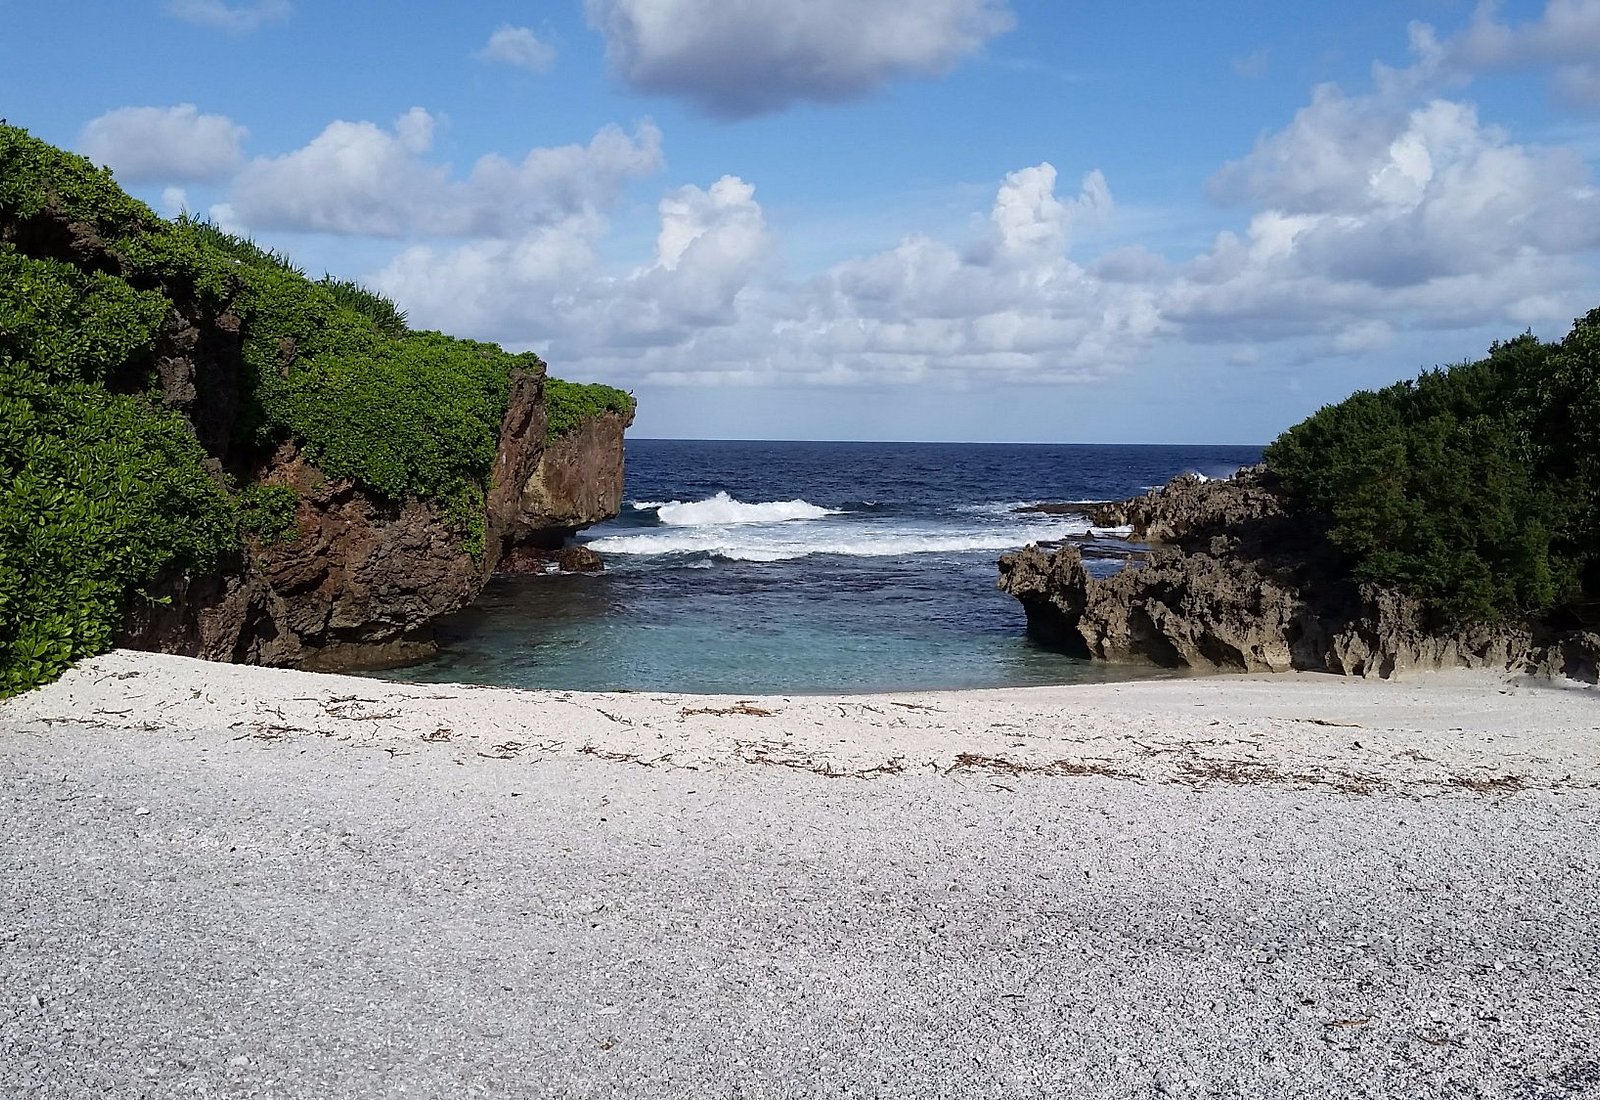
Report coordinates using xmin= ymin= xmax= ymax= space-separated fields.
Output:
xmin=3 ymin=1 xmax=1600 ymax=444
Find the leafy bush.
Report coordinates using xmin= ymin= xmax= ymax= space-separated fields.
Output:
xmin=1531 ymin=308 xmax=1600 ymax=594
xmin=236 ymin=484 xmax=300 ymax=544
xmin=545 ymin=377 xmax=634 ymax=439
xmin=0 ymin=126 xmax=156 ymax=241
xmin=1265 ymin=322 xmax=1596 ymax=624
xmin=0 ymin=359 xmax=238 ymax=697
xmin=0 ymin=245 xmax=168 ymax=385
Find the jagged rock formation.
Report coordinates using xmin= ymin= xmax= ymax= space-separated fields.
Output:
xmin=486 ymin=402 xmax=633 ymax=575
xmin=999 ymin=470 xmax=1599 ymax=682
xmin=123 ymin=370 xmax=630 ymax=670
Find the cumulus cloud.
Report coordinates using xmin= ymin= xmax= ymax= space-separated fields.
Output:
xmin=367 ymin=85 xmax=1599 ymax=391
xmin=375 ymin=175 xmax=770 ymax=352
xmin=478 ymin=25 xmax=557 ymax=73
xmin=1411 ymin=0 xmax=1600 ymax=108
xmin=199 ymin=4 xmax=1600 ymax=398
xmin=1175 ymin=86 xmax=1600 ymax=353
xmin=79 ymin=104 xmax=247 ymax=183
xmin=165 ymin=0 xmax=291 ymax=33
xmin=227 ymin=109 xmax=663 ymax=237
xmin=584 ymin=0 xmax=1015 ymax=117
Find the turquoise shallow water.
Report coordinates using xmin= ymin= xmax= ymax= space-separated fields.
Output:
xmin=385 ymin=439 xmax=1262 ymax=695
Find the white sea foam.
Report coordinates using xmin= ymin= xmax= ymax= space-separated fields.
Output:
xmin=587 ymin=519 xmax=1095 ymax=562
xmin=653 ymin=491 xmax=840 ymax=527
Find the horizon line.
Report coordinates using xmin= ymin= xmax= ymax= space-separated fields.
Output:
xmin=624 ymin=436 xmax=1268 ymax=448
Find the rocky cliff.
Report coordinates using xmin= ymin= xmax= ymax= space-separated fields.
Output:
xmin=121 ymin=362 xmax=632 ymax=671
xmin=999 ymin=470 xmax=1599 ymax=682
xmin=2 ymin=124 xmax=632 ymax=685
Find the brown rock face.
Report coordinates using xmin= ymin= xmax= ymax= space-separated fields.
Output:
xmin=121 ymin=376 xmax=631 ymax=670
xmin=493 ymin=408 xmax=633 ymax=558
xmin=1086 ymin=467 xmax=1287 ymax=547
xmin=124 ymin=443 xmax=485 ymax=669
xmin=999 ymin=470 xmax=1589 ymax=681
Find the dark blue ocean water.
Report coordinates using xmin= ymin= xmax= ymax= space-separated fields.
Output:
xmin=391 ymin=440 xmax=1263 ymax=695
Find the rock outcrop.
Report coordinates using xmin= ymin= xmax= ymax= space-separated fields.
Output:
xmin=486 ymin=403 xmax=632 ymax=571
xmin=123 ymin=377 xmax=630 ymax=669
xmin=999 ymin=470 xmax=1597 ymax=682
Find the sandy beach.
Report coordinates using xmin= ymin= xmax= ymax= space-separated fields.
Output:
xmin=2 ymin=651 xmax=1597 ymax=1098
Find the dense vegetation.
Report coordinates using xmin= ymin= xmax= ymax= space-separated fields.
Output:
xmin=1265 ymin=310 xmax=1600 ymax=625
xmin=0 ymin=124 xmax=632 ymax=696
xmin=545 ymin=377 xmax=634 ymax=439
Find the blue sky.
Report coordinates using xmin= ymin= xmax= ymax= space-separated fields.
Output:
xmin=4 ymin=0 xmax=1600 ymax=443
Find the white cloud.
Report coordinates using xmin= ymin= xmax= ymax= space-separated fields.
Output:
xmin=1412 ymin=0 xmax=1600 ymax=108
xmin=364 ymin=84 xmax=1599 ymax=393
xmin=201 ymin=5 xmax=1600 ymax=402
xmin=1192 ymin=87 xmax=1600 ymax=351
xmin=478 ymin=25 xmax=557 ymax=73
xmin=584 ymin=0 xmax=1015 ymax=117
xmin=374 ymin=175 xmax=770 ymax=352
xmin=79 ymin=104 xmax=247 ymax=184
xmin=227 ymin=110 xmax=663 ymax=237
xmin=165 ymin=0 xmax=291 ymax=33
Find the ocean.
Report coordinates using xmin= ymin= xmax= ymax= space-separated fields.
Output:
xmin=391 ymin=439 xmax=1264 ymax=695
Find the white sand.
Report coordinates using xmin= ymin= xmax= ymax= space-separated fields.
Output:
xmin=2 ymin=651 xmax=1598 ymax=1098
xmin=5 ymin=649 xmax=1596 ymax=792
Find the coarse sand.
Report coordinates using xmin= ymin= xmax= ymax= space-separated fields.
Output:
xmin=1 ymin=651 xmax=1597 ymax=1098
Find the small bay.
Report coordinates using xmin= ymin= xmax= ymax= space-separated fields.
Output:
xmin=392 ymin=439 xmax=1263 ymax=695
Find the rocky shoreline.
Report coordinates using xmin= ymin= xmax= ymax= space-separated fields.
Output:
xmin=1000 ymin=469 xmax=1600 ymax=682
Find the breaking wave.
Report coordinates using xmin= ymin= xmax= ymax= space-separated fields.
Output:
xmin=587 ymin=519 xmax=1095 ymax=562
xmin=634 ymin=491 xmax=842 ymax=527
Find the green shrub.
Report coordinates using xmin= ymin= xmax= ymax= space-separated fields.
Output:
xmin=1265 ymin=327 xmax=1592 ymax=624
xmin=317 ymin=275 xmax=409 ymax=337
xmin=545 ymin=377 xmax=633 ymax=439
xmin=1531 ymin=308 xmax=1600 ymax=592
xmin=0 ymin=359 xmax=238 ymax=697
xmin=0 ymin=126 xmax=156 ymax=240
xmin=237 ymin=484 xmax=300 ymax=544
xmin=0 ymin=245 xmax=168 ymax=384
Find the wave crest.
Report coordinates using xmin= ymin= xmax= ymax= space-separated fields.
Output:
xmin=586 ymin=521 xmax=1093 ymax=562
xmin=653 ymin=491 xmax=840 ymax=527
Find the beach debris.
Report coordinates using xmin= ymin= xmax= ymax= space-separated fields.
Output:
xmin=478 ymin=741 xmax=527 ymax=760
xmin=230 ymin=722 xmax=304 ymax=742
xmin=945 ymin=753 xmax=1137 ymax=780
xmin=321 ymin=697 xmax=403 ymax=722
xmin=578 ymin=745 xmax=668 ymax=767
xmin=421 ymin=727 xmax=454 ymax=743
xmin=681 ymin=702 xmax=776 ymax=718
xmin=731 ymin=742 xmax=907 ymax=779
xmin=1447 ymin=773 xmax=1527 ymax=793
xmin=1174 ymin=757 xmax=1382 ymax=795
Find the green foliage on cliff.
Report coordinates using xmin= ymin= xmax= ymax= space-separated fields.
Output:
xmin=236 ymin=484 xmax=300 ymax=544
xmin=1266 ymin=311 xmax=1600 ymax=624
xmin=0 ymin=248 xmax=168 ymax=385
xmin=0 ymin=360 xmax=239 ymax=697
xmin=545 ymin=377 xmax=634 ymax=439
xmin=0 ymin=123 xmax=630 ymax=696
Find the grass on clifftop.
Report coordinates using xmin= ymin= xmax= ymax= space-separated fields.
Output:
xmin=0 ymin=123 xmax=631 ymax=696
